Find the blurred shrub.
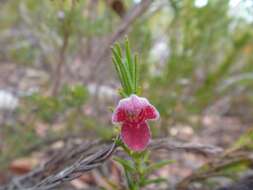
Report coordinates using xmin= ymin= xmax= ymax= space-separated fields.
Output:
xmin=1 ymin=0 xmax=253 ymax=173
xmin=26 ymin=85 xmax=88 ymax=122
xmin=142 ymin=0 xmax=253 ymax=132
xmin=0 ymin=85 xmax=88 ymax=168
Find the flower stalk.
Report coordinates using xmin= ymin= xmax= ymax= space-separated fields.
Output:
xmin=112 ymin=38 xmax=172 ymax=189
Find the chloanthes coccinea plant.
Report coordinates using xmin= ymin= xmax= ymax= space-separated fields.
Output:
xmin=111 ymin=38 xmax=173 ymax=190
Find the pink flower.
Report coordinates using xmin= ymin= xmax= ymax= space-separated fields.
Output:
xmin=112 ymin=94 xmax=159 ymax=152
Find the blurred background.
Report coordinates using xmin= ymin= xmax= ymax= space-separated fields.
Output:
xmin=0 ymin=0 xmax=253 ymax=189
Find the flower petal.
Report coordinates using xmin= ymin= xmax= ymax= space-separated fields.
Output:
xmin=121 ymin=121 xmax=151 ymax=152
xmin=131 ymin=95 xmax=159 ymax=120
xmin=112 ymin=107 xmax=127 ymax=123
xmin=144 ymin=105 xmax=159 ymax=120
xmin=112 ymin=95 xmax=137 ymax=123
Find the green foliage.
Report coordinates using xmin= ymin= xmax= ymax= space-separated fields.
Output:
xmin=61 ymin=84 xmax=88 ymax=108
xmin=144 ymin=0 xmax=253 ymax=129
xmin=28 ymin=94 xmax=61 ymax=122
xmin=0 ymin=85 xmax=89 ymax=167
xmin=0 ymin=124 xmax=38 ymax=170
xmin=112 ymin=38 xmax=139 ymax=97
xmin=114 ymin=149 xmax=173 ymax=189
xmin=233 ymin=129 xmax=253 ymax=149
xmin=0 ymin=0 xmax=118 ymax=65
xmin=143 ymin=159 xmax=175 ymax=175
xmin=26 ymin=85 xmax=88 ymax=122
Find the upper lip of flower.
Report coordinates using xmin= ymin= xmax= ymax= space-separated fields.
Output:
xmin=112 ymin=94 xmax=159 ymax=124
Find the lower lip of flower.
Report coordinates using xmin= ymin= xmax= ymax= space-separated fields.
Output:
xmin=121 ymin=121 xmax=151 ymax=152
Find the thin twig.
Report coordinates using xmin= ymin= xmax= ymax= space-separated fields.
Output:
xmin=1 ymin=138 xmax=223 ymax=190
xmin=51 ymin=0 xmax=77 ymax=95
xmin=51 ymin=30 xmax=69 ymax=96
xmin=150 ymin=139 xmax=224 ymax=156
xmin=175 ymin=148 xmax=253 ymax=190
xmin=29 ymin=143 xmax=116 ymax=190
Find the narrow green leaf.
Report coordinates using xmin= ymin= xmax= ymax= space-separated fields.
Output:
xmin=125 ymin=171 xmax=133 ymax=188
xmin=112 ymin=57 xmax=126 ymax=90
xmin=125 ymin=39 xmax=134 ymax=79
xmin=114 ymin=43 xmax=122 ymax=58
xmin=121 ymin=61 xmax=134 ymax=94
xmin=112 ymin=49 xmax=131 ymax=95
xmin=144 ymin=160 xmax=175 ymax=174
xmin=141 ymin=177 xmax=167 ymax=186
xmin=134 ymin=54 xmax=138 ymax=93
xmin=114 ymin=157 xmax=135 ymax=172
xmin=143 ymin=151 xmax=150 ymax=163
xmin=125 ymin=170 xmax=138 ymax=190
xmin=112 ymin=56 xmax=123 ymax=83
xmin=119 ymin=89 xmax=128 ymax=98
